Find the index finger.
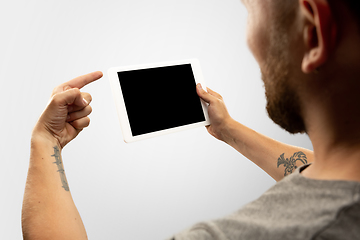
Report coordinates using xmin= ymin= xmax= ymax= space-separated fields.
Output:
xmin=63 ymin=71 xmax=103 ymax=90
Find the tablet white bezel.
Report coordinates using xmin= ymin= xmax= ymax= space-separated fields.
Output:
xmin=108 ymin=59 xmax=210 ymax=143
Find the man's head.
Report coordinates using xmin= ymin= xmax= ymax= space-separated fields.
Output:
xmin=242 ymin=0 xmax=360 ymax=134
xmin=339 ymin=1 xmax=360 ymax=27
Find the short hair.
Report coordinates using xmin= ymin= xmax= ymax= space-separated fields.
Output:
xmin=336 ymin=0 xmax=360 ymax=26
xmin=274 ymin=0 xmax=360 ymax=33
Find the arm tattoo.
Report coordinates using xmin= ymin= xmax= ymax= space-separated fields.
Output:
xmin=51 ymin=146 xmax=70 ymax=191
xmin=277 ymin=151 xmax=308 ymax=176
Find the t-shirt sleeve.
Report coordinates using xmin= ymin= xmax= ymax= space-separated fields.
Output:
xmin=168 ymin=222 xmax=229 ymax=240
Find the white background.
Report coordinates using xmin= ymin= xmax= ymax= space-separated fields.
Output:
xmin=0 ymin=0 xmax=313 ymax=239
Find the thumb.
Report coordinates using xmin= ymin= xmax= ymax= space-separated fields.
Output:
xmin=196 ymin=83 xmax=215 ymax=104
xmin=61 ymin=88 xmax=89 ymax=108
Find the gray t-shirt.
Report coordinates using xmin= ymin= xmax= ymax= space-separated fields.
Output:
xmin=171 ymin=165 xmax=360 ymax=240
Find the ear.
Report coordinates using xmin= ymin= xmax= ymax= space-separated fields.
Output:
xmin=299 ymin=0 xmax=337 ymax=73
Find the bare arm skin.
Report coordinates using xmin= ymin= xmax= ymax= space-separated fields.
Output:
xmin=22 ymin=71 xmax=103 ymax=240
xmin=196 ymin=84 xmax=313 ymax=181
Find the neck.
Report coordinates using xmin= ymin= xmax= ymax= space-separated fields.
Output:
xmin=302 ymin=142 xmax=360 ymax=182
xmin=293 ymin=3 xmax=360 ymax=182
xmin=302 ymin=73 xmax=360 ymax=182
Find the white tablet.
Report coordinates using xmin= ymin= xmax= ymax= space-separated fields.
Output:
xmin=108 ymin=59 xmax=210 ymax=143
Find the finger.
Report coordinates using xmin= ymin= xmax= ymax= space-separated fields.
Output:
xmin=67 ymin=92 xmax=92 ymax=113
xmin=52 ymin=88 xmax=88 ymax=113
xmin=206 ymin=87 xmax=223 ymax=99
xmin=51 ymin=71 xmax=102 ymax=96
xmin=81 ymin=92 xmax=92 ymax=105
xmin=62 ymin=71 xmax=103 ymax=91
xmin=67 ymin=105 xmax=92 ymax=122
xmin=196 ymin=83 xmax=217 ymax=104
xmin=69 ymin=117 xmax=90 ymax=130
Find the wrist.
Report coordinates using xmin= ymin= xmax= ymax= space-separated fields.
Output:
xmin=217 ymin=117 xmax=238 ymax=143
xmin=31 ymin=124 xmax=61 ymax=150
xmin=212 ymin=117 xmax=235 ymax=143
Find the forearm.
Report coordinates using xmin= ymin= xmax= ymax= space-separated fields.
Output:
xmin=222 ymin=119 xmax=313 ymax=181
xmin=196 ymin=85 xmax=312 ymax=181
xmin=22 ymin=135 xmax=87 ymax=240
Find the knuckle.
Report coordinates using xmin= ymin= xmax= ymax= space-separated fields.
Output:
xmin=50 ymin=94 xmax=61 ymax=105
xmin=82 ymin=118 xmax=90 ymax=128
xmin=85 ymin=118 xmax=91 ymax=127
xmin=82 ymin=92 xmax=92 ymax=103
xmin=214 ymin=98 xmax=222 ymax=104
xmin=72 ymin=117 xmax=90 ymax=129
xmin=72 ymin=120 xmax=81 ymax=129
xmin=52 ymin=86 xmax=61 ymax=95
xmin=72 ymin=88 xmax=81 ymax=95
xmin=63 ymin=85 xmax=71 ymax=91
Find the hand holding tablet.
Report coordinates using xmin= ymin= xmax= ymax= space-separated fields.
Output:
xmin=108 ymin=59 xmax=210 ymax=143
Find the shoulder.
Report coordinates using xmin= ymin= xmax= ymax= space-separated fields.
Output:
xmin=314 ymin=200 xmax=360 ymax=240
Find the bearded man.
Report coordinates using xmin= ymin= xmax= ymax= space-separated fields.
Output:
xmin=22 ymin=0 xmax=360 ymax=239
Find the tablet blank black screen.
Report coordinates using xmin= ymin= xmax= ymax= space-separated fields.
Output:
xmin=117 ymin=64 xmax=206 ymax=136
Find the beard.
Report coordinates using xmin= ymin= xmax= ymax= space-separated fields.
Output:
xmin=261 ymin=36 xmax=306 ymax=134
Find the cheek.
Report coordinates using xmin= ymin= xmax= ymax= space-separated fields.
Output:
xmin=246 ymin=23 xmax=257 ymax=57
xmin=246 ymin=16 xmax=270 ymax=67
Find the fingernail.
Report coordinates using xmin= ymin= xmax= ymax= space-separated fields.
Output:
xmin=64 ymin=86 xmax=71 ymax=91
xmin=83 ymin=98 xmax=88 ymax=105
xmin=67 ymin=114 xmax=71 ymax=120
xmin=197 ymin=83 xmax=203 ymax=90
